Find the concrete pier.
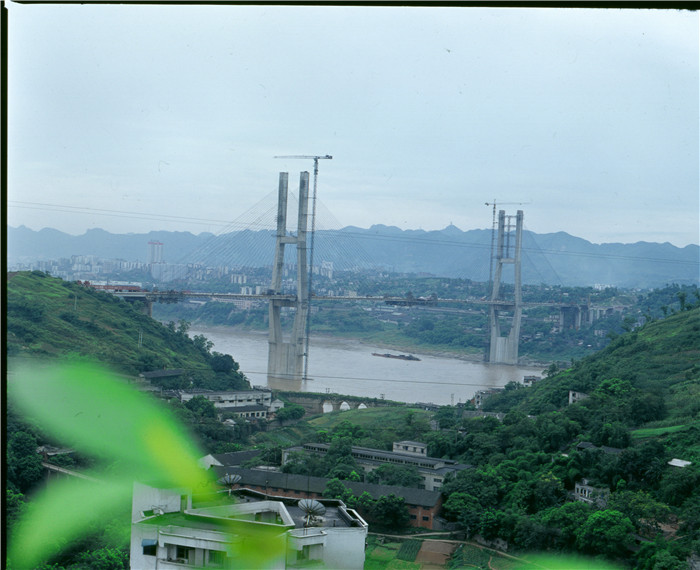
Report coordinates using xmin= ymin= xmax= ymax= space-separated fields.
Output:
xmin=487 ymin=210 xmax=523 ymax=365
xmin=267 ymin=172 xmax=310 ymax=382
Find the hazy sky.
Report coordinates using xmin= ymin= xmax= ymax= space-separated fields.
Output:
xmin=7 ymin=4 xmax=699 ymax=246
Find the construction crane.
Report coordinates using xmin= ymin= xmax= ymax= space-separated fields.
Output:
xmin=274 ymin=155 xmax=333 ymax=381
xmin=484 ymin=200 xmax=530 ymax=287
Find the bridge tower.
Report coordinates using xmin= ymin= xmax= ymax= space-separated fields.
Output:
xmin=268 ymin=172 xmax=310 ymax=382
xmin=487 ymin=210 xmax=523 ymax=365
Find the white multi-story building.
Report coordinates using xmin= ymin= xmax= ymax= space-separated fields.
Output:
xmin=130 ymin=482 xmax=367 ymax=569
xmin=179 ymin=389 xmax=273 ymax=410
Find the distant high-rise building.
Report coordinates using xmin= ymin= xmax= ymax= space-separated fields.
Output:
xmin=148 ymin=241 xmax=164 ymax=265
xmin=321 ymin=261 xmax=334 ymax=279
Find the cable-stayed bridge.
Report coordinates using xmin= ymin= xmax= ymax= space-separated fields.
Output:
xmin=108 ymin=170 xmax=596 ymax=381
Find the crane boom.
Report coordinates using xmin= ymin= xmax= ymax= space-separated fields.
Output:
xmin=274 ymin=155 xmax=333 ymax=160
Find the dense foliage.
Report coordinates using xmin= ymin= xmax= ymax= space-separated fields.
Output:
xmin=432 ymin=306 xmax=700 ymax=567
xmin=7 ymin=271 xmax=250 ymax=390
xmin=6 ymin=272 xmax=253 ymax=569
xmin=7 ymin=271 xmax=700 ymax=568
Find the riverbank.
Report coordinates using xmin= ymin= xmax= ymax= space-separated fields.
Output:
xmin=187 ymin=323 xmax=551 ymax=371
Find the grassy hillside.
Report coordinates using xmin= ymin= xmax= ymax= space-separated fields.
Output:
xmin=485 ymin=306 xmax=700 ymax=421
xmin=6 ymin=271 xmax=249 ymax=390
xmin=251 ymin=406 xmax=432 ymax=450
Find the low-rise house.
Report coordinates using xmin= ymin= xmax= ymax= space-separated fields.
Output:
xmin=270 ymin=399 xmax=286 ymax=413
xmin=568 ymin=390 xmax=589 ymax=405
xmin=199 ymin=450 xmax=263 ymax=470
xmin=208 ymin=466 xmax=445 ymax=530
xmin=392 ymin=440 xmax=428 ymax=456
xmin=473 ymin=388 xmax=503 ymax=409
xmin=179 ymin=389 xmax=273 ymax=410
xmin=221 ymin=404 xmax=269 ymax=420
xmin=576 ymin=441 xmax=623 ymax=455
xmin=130 ymin=481 xmax=367 ymax=569
xmin=282 ymin=441 xmax=469 ymax=492
xmin=573 ymin=478 xmax=610 ymax=507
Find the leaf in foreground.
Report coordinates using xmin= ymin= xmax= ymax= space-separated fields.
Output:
xmin=8 ymin=362 xmax=214 ymax=568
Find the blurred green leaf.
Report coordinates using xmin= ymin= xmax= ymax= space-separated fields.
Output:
xmin=8 ymin=362 xmax=215 ymax=568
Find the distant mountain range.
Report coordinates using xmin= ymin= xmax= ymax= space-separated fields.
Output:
xmin=7 ymin=224 xmax=699 ymax=288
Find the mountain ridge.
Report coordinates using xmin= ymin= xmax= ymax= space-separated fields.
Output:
xmin=8 ymin=225 xmax=699 ymax=288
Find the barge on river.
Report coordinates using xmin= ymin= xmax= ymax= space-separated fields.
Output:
xmin=371 ymin=352 xmax=421 ymax=361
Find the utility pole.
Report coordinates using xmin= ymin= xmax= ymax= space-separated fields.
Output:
xmin=274 ymin=155 xmax=332 ymax=381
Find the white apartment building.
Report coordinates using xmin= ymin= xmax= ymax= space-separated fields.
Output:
xmin=130 ymin=482 xmax=367 ymax=570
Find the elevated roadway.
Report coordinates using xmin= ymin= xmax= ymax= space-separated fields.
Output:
xmin=112 ymin=289 xmax=576 ymax=310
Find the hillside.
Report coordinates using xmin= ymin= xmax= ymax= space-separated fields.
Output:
xmin=484 ymin=305 xmax=700 ymax=429
xmin=6 ymin=271 xmax=250 ymax=390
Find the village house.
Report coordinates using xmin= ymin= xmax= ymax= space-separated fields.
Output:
xmin=573 ymin=478 xmax=610 ymax=507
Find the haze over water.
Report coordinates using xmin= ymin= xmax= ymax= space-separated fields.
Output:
xmin=191 ymin=328 xmax=544 ymax=406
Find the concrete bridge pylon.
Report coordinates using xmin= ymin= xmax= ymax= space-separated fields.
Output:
xmin=268 ymin=172 xmax=310 ymax=382
xmin=487 ymin=209 xmax=523 ymax=365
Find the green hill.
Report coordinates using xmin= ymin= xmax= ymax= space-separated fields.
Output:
xmin=485 ymin=306 xmax=700 ymax=424
xmin=7 ymin=271 xmax=250 ymax=390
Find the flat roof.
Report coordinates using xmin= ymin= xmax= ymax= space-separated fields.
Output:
xmin=209 ymin=467 xmax=444 ymax=507
xmin=297 ymin=443 xmax=467 ymax=470
xmin=138 ymin=501 xmax=294 ymax=531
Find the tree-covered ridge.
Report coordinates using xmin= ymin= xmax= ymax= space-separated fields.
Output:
xmin=426 ymin=307 xmax=700 ymax=568
xmin=6 ymin=271 xmax=249 ymax=391
xmin=484 ymin=305 xmax=700 ymax=421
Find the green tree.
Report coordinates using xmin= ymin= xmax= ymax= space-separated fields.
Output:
xmin=70 ymin=546 xmax=129 ymax=570
xmin=210 ymin=353 xmax=236 ymax=373
xmin=658 ymin=466 xmax=699 ymax=507
xmin=6 ymin=488 xmax=27 ymax=539
xmin=575 ymin=510 xmax=634 ymax=558
xmin=184 ymin=396 xmax=217 ymax=421
xmin=323 ymin=478 xmax=354 ymax=505
xmin=366 ymin=464 xmax=423 ymax=488
xmin=326 ymin=461 xmax=362 ymax=481
xmin=276 ymin=404 xmax=305 ymax=422
xmin=7 ymin=431 xmax=45 ymax=494
xmin=434 ymin=406 xmax=460 ymax=430
xmin=596 ymin=377 xmax=634 ymax=398
xmin=355 ymin=491 xmax=376 ymax=515
xmin=442 ymin=492 xmax=482 ymax=535
xmin=607 ymin=490 xmax=671 ymax=535
xmin=592 ymin=421 xmax=631 ymax=449
xmin=192 ymin=334 xmax=214 ymax=355
xmin=505 ymin=471 xmax=567 ymax=514
xmin=372 ymin=494 xmax=410 ymax=529
xmin=538 ymin=501 xmax=592 ymax=549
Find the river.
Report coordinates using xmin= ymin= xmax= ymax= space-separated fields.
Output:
xmin=190 ymin=327 xmax=544 ymax=406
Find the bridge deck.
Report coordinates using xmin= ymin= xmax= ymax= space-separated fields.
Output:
xmin=113 ymin=290 xmax=582 ymax=309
